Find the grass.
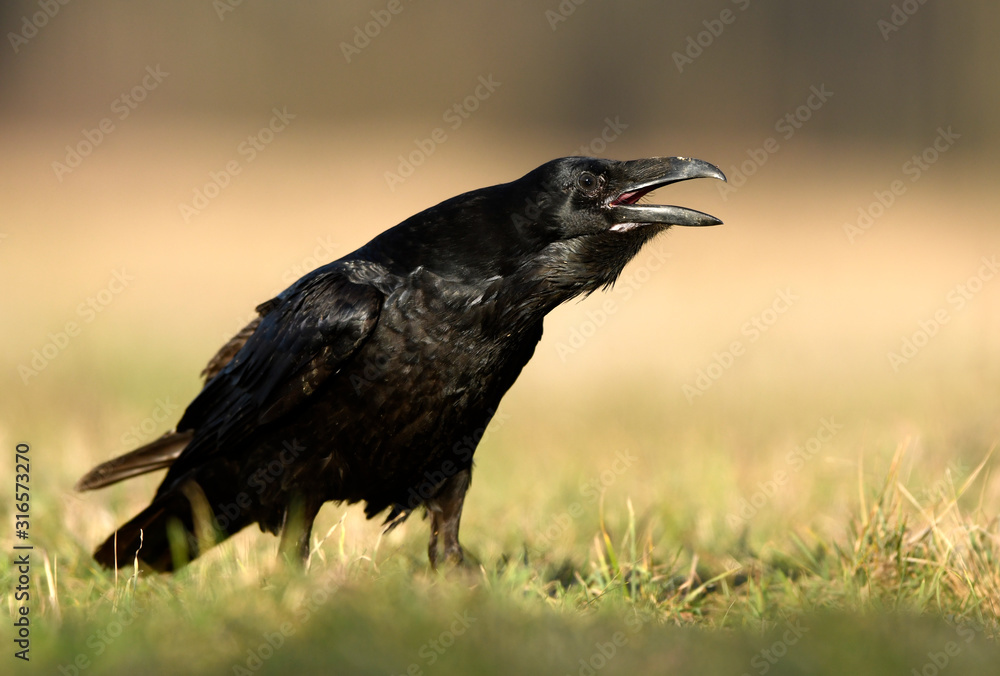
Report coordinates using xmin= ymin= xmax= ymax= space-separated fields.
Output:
xmin=4 ymin=132 xmax=1000 ymax=673
xmin=4 ymin=374 xmax=1000 ymax=675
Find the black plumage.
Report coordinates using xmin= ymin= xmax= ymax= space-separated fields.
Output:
xmin=77 ymin=156 xmax=725 ymax=571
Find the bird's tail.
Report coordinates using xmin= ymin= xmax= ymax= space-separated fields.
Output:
xmin=76 ymin=431 xmax=192 ymax=492
xmin=92 ymin=476 xmax=254 ymax=572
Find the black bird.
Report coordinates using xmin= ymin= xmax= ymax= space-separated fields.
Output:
xmin=77 ymin=156 xmax=725 ymax=571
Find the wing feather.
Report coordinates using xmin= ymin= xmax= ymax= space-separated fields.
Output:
xmin=159 ymin=268 xmax=383 ymax=492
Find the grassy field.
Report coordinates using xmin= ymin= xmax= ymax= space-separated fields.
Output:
xmin=3 ymin=122 xmax=1000 ymax=674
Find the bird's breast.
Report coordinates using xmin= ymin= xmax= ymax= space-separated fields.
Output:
xmin=290 ymin=277 xmax=541 ymax=502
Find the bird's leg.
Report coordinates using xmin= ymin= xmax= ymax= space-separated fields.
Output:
xmin=278 ymin=497 xmax=321 ymax=567
xmin=427 ymin=509 xmax=442 ymax=569
xmin=427 ymin=468 xmax=471 ymax=569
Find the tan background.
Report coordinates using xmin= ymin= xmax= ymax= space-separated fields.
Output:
xmin=1 ymin=1 xmax=998 ymax=546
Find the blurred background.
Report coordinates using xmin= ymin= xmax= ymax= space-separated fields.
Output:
xmin=2 ymin=1 xmax=998 ymax=557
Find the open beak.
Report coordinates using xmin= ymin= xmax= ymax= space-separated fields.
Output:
xmin=606 ymin=157 xmax=726 ymax=231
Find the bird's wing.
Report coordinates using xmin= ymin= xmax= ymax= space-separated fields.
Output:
xmin=78 ymin=299 xmax=280 ymax=492
xmin=159 ymin=267 xmax=384 ymax=490
xmin=200 ymin=314 xmax=263 ymax=383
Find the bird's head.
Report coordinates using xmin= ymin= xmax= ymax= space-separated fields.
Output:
xmin=362 ymin=156 xmax=725 ymax=292
xmin=513 ymin=155 xmax=725 ymax=240
xmin=503 ymin=155 xmax=726 ymax=296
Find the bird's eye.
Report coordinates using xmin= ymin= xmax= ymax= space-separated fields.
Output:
xmin=577 ymin=172 xmax=600 ymax=194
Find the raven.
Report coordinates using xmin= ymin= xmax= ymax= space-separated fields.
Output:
xmin=77 ymin=156 xmax=725 ymax=571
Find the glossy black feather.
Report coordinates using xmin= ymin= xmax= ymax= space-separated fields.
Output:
xmin=80 ymin=156 xmax=724 ymax=571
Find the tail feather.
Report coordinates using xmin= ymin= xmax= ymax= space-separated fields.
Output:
xmin=76 ymin=431 xmax=192 ymax=492
xmin=85 ymin=315 xmax=270 ymax=571
xmin=92 ymin=473 xmax=256 ymax=572
xmin=93 ymin=491 xmax=195 ymax=572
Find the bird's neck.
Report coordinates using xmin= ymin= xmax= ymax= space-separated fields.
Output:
xmin=479 ymin=228 xmax=661 ymax=336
